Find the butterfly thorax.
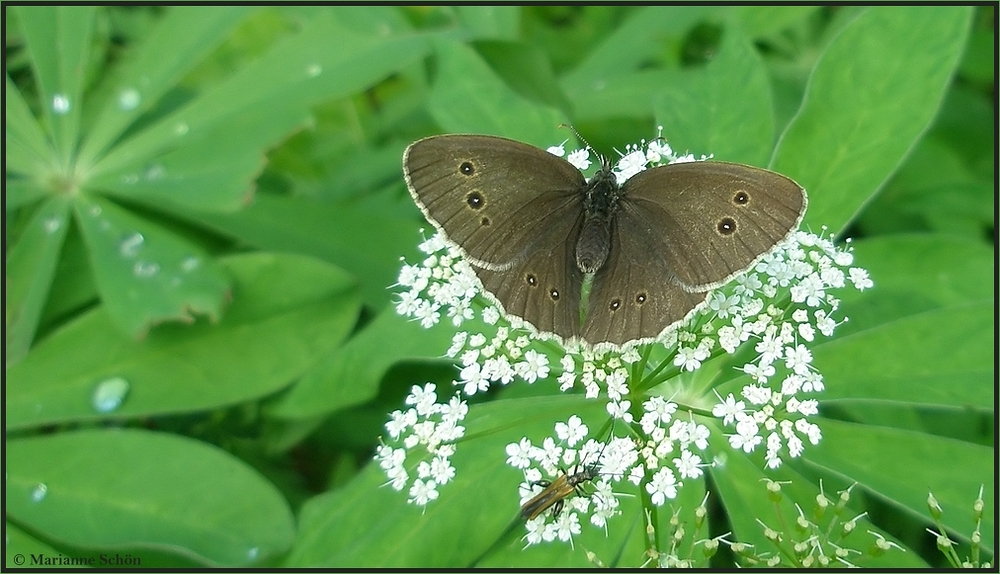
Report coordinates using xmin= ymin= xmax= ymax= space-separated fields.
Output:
xmin=576 ymin=163 xmax=622 ymax=273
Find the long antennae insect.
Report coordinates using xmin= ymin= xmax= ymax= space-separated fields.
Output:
xmin=518 ymin=420 xmax=616 ymax=521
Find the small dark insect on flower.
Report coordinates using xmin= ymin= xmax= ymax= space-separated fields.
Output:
xmin=520 ymin=462 xmax=601 ymax=521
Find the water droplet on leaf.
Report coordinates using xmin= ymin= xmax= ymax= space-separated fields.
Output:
xmin=31 ymin=483 xmax=48 ymax=502
xmin=119 ymin=233 xmax=145 ymax=258
xmin=118 ymin=88 xmax=141 ymax=111
xmin=92 ymin=377 xmax=130 ymax=413
xmin=52 ymin=94 xmax=70 ymax=114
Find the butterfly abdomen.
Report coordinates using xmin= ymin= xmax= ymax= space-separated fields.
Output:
xmin=576 ymin=165 xmax=621 ymax=273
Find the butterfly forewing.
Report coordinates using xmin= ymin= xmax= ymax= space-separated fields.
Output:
xmin=404 ymin=135 xmax=587 ymax=269
xmin=621 ymin=161 xmax=806 ymax=290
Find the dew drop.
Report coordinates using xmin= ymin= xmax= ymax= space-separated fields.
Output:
xmin=92 ymin=376 xmax=130 ymax=413
xmin=144 ymin=164 xmax=165 ymax=181
xmin=119 ymin=233 xmax=144 ymax=258
xmin=30 ymin=483 xmax=48 ymax=502
xmin=43 ymin=217 xmax=62 ymax=234
xmin=247 ymin=547 xmax=259 ymax=560
xmin=88 ymin=205 xmax=102 ymax=217
xmin=180 ymin=256 xmax=200 ymax=272
xmin=174 ymin=122 xmax=189 ymax=136
xmin=118 ymin=87 xmax=141 ymax=111
xmin=52 ymin=94 xmax=70 ymax=115
xmin=306 ymin=63 xmax=322 ymax=77
xmin=133 ymin=261 xmax=160 ymax=277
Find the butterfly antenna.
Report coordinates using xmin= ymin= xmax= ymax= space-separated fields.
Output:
xmin=558 ymin=124 xmax=611 ymax=169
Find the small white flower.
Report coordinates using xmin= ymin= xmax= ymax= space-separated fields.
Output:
xmin=615 ymin=148 xmax=648 ymax=182
xmin=674 ymin=450 xmax=704 ymax=479
xmin=414 ymin=300 xmax=440 ymax=327
xmin=849 ymin=267 xmax=874 ymax=290
xmin=555 ymin=415 xmax=589 ymax=446
xmin=646 ymin=467 xmax=678 ymax=505
xmin=729 ymin=417 xmax=762 ymax=453
xmin=784 ymin=344 xmax=813 ymax=375
xmin=674 ymin=345 xmax=708 ymax=371
xmin=408 ymin=478 xmax=439 ymax=505
xmin=567 ymin=148 xmax=592 ymax=170
xmin=459 ymin=363 xmax=490 ymax=395
xmin=516 ymin=349 xmax=550 ymax=383
xmin=712 ymin=393 xmax=746 ymax=425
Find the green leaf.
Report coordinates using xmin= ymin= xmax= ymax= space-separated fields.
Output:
xmin=5 ymin=252 xmax=359 ymax=430
xmin=5 ymin=74 xmax=57 ymax=179
xmin=75 ymin=7 xmax=250 ymax=167
xmin=73 ymin=195 xmax=230 ymax=336
xmin=12 ymin=6 xmax=97 ymax=164
xmin=735 ymin=6 xmax=818 ymax=39
xmin=814 ymin=301 xmax=993 ymax=408
xmin=838 ymin=234 xmax=994 ymax=327
xmin=5 ymin=196 xmax=72 ymax=366
xmin=474 ymin=40 xmax=572 ymax=113
xmin=5 ymin=428 xmax=295 ymax=566
xmin=455 ymin=6 xmax=521 ymax=40
xmin=173 ymin=192 xmax=421 ymax=309
xmin=772 ymin=6 xmax=974 ymax=234
xmin=268 ymin=307 xmax=456 ymax=419
xmin=560 ymin=6 xmax=712 ymax=95
xmin=654 ymin=25 xmax=774 ymax=165
xmin=806 ymin=419 xmax=994 ymax=551
xmin=427 ymin=40 xmax=567 ymax=146
xmin=85 ymin=10 xmax=431 ymax=212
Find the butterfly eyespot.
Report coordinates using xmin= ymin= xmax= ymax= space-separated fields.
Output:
xmin=480 ymin=216 xmax=491 ymax=226
xmin=733 ymin=191 xmax=749 ymax=205
xmin=525 ymin=274 xmax=538 ymax=287
xmin=609 ymin=298 xmax=621 ymax=311
xmin=717 ymin=217 xmax=737 ymax=235
xmin=459 ymin=161 xmax=475 ymax=175
xmin=549 ymin=288 xmax=560 ymax=300
xmin=635 ymin=293 xmax=647 ymax=304
xmin=466 ymin=191 xmax=485 ymax=209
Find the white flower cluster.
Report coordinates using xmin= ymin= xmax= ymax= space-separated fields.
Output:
xmin=698 ymin=229 xmax=872 ymax=468
xmin=376 ymin=383 xmax=468 ymax=507
xmin=508 ymin=406 xmax=710 ymax=545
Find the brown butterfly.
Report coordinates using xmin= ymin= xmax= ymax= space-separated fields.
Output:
xmin=403 ymin=135 xmax=806 ymax=347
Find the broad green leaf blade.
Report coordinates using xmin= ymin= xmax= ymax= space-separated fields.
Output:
xmin=5 ymin=195 xmax=72 ymax=367
xmin=267 ymin=308 xmax=455 ymax=419
xmin=654 ymin=25 xmax=774 ymax=165
xmin=569 ymin=69 xmax=681 ymax=124
xmin=708 ymin=426 xmax=928 ymax=568
xmin=427 ymin=40 xmax=567 ymax=146
xmin=837 ymin=234 xmax=994 ymax=334
xmin=455 ymin=6 xmax=521 ymax=40
xmin=12 ymin=6 xmax=96 ymax=165
xmin=287 ymin=396 xmax=635 ymax=567
xmin=5 ymin=429 xmax=295 ymax=566
xmin=72 ymin=195 xmax=230 ymax=336
xmin=772 ymin=6 xmax=974 ymax=234
xmin=560 ymin=6 xmax=712 ymax=95
xmin=813 ymin=301 xmax=993 ymax=407
xmin=171 ymin=192 xmax=422 ymax=309
xmin=87 ymin=11 xmax=432 ymax=212
xmin=735 ymin=6 xmax=818 ymax=38
xmin=76 ymin=6 xmax=250 ymax=168
xmin=806 ymin=419 xmax=994 ymax=551
xmin=5 ymin=74 xmax=57 ymax=178
xmin=5 ymin=252 xmax=359 ymax=431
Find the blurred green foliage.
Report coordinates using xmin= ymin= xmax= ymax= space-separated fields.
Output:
xmin=5 ymin=5 xmax=993 ymax=567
